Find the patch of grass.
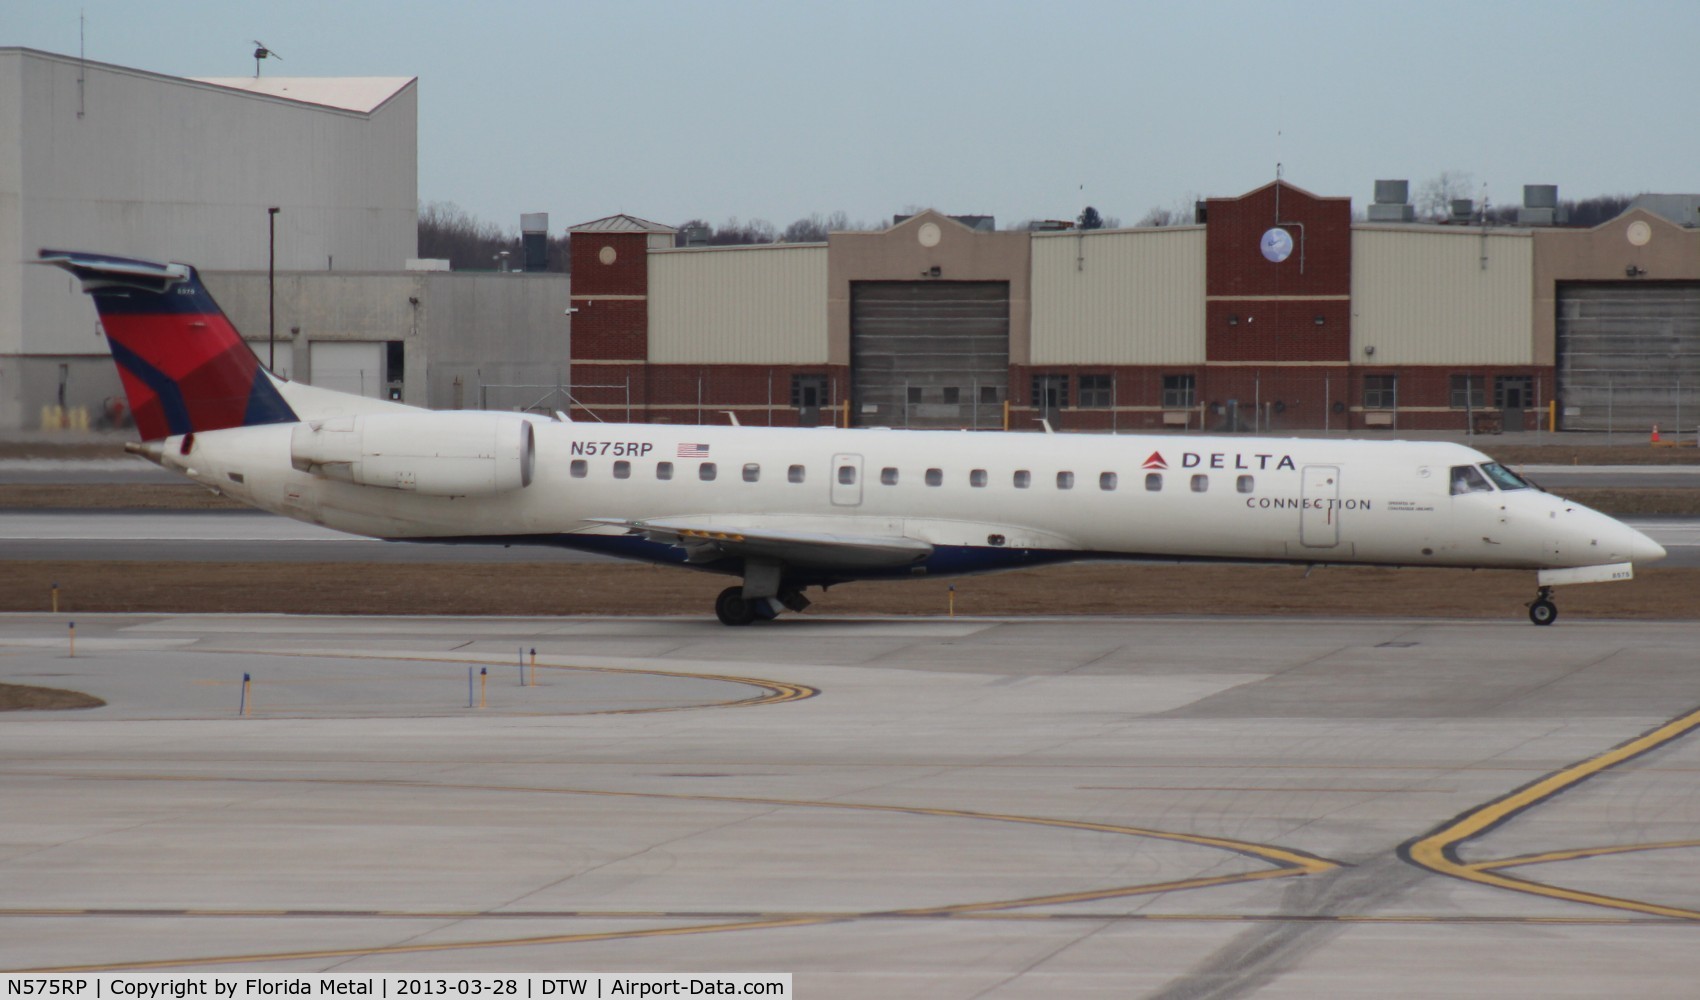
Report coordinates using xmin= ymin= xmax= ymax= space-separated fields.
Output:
xmin=0 ymin=682 xmax=104 ymax=711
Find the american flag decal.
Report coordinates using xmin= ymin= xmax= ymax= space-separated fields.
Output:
xmin=677 ymin=443 xmax=710 ymax=458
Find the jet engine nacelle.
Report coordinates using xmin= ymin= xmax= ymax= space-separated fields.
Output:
xmin=290 ymin=412 xmax=535 ymax=496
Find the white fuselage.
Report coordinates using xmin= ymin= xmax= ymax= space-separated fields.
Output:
xmin=145 ymin=416 xmax=1663 ymax=583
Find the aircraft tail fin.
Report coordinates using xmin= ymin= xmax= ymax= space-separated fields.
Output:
xmin=38 ymin=249 xmax=298 ymax=441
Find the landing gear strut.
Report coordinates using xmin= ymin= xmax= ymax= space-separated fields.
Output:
xmin=1527 ymin=586 xmax=1557 ymax=627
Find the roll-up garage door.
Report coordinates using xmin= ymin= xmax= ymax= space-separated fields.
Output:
xmin=850 ymin=281 xmax=1009 ymax=429
xmin=309 ymin=341 xmax=386 ymax=398
xmin=1557 ymin=282 xmax=1700 ymax=431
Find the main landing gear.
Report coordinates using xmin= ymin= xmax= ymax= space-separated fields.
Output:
xmin=1527 ymin=586 xmax=1558 ymax=626
xmin=714 ymin=559 xmax=811 ymax=626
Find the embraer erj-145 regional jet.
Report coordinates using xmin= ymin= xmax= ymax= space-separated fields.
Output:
xmin=41 ymin=249 xmax=1665 ymax=626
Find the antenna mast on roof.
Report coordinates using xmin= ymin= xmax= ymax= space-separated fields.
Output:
xmin=253 ymin=40 xmax=281 ymax=78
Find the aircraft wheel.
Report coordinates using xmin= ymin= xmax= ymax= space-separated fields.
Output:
xmin=715 ymin=586 xmax=758 ymax=626
xmin=1528 ymin=598 xmax=1558 ymax=627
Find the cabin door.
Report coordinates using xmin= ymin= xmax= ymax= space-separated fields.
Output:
xmin=831 ymin=453 xmax=864 ymax=507
xmin=1300 ymin=465 xmax=1341 ymax=548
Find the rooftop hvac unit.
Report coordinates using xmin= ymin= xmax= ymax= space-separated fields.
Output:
xmin=1373 ymin=179 xmax=1409 ymax=205
xmin=1450 ymin=199 xmax=1475 ymax=222
xmin=1523 ymin=184 xmax=1559 ymax=209
xmin=1367 ymin=203 xmax=1415 ymax=222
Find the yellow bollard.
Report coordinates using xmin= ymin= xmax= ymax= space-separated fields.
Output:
xmin=1548 ymin=399 xmax=1557 ymax=433
xmin=529 ymin=648 xmax=537 ymax=687
xmin=948 ymin=585 xmax=956 ymax=618
xmin=1002 ymin=399 xmax=1010 ymax=432
xmin=242 ymin=674 xmax=252 ymax=716
xmin=479 ymin=667 xmax=487 ymax=709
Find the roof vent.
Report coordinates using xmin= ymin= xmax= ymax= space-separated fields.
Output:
xmin=1518 ymin=185 xmax=1566 ymax=226
xmin=1450 ymin=199 xmax=1475 ymax=223
xmin=1367 ymin=179 xmax=1414 ymax=222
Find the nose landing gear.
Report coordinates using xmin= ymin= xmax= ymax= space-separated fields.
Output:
xmin=1527 ymin=586 xmax=1557 ymax=626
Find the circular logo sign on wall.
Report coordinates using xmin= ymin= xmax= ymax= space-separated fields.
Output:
xmin=918 ymin=222 xmax=942 ymax=248
xmin=1260 ymin=227 xmax=1294 ymax=263
xmin=598 ymin=245 xmax=618 ymax=265
xmin=1627 ymin=220 xmax=1652 ymax=247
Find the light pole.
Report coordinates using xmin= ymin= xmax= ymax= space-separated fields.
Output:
xmin=267 ymin=207 xmax=280 ymax=371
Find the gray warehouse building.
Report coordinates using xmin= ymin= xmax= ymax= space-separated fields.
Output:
xmin=1 ymin=48 xmax=571 ymax=431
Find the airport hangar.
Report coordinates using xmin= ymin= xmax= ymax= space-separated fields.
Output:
xmin=6 ymin=46 xmax=1699 ymax=436
xmin=0 ymin=48 xmax=571 ymax=431
xmin=570 ymin=189 xmax=1700 ymax=435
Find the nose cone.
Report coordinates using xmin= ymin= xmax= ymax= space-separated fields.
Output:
xmin=1629 ymin=526 xmax=1667 ymax=566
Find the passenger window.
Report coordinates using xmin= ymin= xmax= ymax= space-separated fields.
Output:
xmin=881 ymin=467 xmax=899 ymax=486
xmin=613 ymin=460 xmax=631 ymax=480
xmin=1057 ymin=471 xmax=1075 ymax=490
xmin=1191 ymin=474 xmax=1208 ymax=493
xmin=970 ymin=469 xmax=988 ymax=487
xmin=1145 ymin=472 xmax=1162 ymax=492
xmin=925 ymin=468 xmax=943 ymax=487
xmin=1014 ymin=470 xmax=1031 ymax=489
xmin=656 ymin=461 xmax=673 ymax=481
xmin=1100 ymin=472 xmax=1117 ymax=491
xmin=788 ymin=464 xmax=805 ymax=484
xmin=570 ymin=459 xmax=587 ymax=478
xmin=1450 ymin=465 xmax=1493 ymax=495
xmin=699 ymin=462 xmax=717 ymax=481
xmin=742 ymin=463 xmax=760 ymax=483
xmin=838 ymin=465 xmax=856 ymax=485
xmin=1237 ymin=475 xmax=1254 ymax=494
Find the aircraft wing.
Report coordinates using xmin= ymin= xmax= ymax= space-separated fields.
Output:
xmin=586 ymin=517 xmax=933 ymax=570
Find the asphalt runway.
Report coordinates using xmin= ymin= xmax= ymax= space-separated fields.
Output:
xmin=7 ymin=510 xmax=1699 ymax=568
xmin=5 ymin=612 xmax=1700 ymax=995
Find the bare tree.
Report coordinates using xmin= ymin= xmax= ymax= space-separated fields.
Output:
xmin=1562 ymin=194 xmax=1635 ymax=228
xmin=1416 ymin=171 xmax=1475 ymax=221
xmin=417 ymin=201 xmax=519 ymax=270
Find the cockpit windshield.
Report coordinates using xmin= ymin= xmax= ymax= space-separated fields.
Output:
xmin=1449 ymin=465 xmax=1493 ymax=495
xmin=1480 ymin=462 xmax=1532 ymax=491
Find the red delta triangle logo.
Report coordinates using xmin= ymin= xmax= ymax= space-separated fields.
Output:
xmin=1141 ymin=452 xmax=1168 ymax=470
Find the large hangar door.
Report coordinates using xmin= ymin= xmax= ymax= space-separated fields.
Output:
xmin=1558 ymin=282 xmax=1700 ymax=431
xmin=850 ymin=281 xmax=1009 ymax=429
xmin=309 ymin=342 xmax=386 ymax=398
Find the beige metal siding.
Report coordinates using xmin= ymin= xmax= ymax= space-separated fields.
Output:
xmin=1351 ymin=227 xmax=1533 ymax=365
xmin=1029 ymin=227 xmax=1205 ymax=365
xmin=649 ymin=245 xmax=828 ymax=364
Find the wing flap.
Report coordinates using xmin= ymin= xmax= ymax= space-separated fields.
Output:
xmin=585 ymin=517 xmax=932 ymax=570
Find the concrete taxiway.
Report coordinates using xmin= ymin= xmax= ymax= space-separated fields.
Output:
xmin=4 ymin=613 xmax=1700 ymax=996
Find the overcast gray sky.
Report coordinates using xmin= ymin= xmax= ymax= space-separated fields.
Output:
xmin=10 ymin=0 xmax=1699 ymax=234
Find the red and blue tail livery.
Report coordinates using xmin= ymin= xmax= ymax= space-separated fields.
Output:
xmin=39 ymin=249 xmax=297 ymax=441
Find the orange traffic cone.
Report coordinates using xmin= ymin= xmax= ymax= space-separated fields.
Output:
xmin=1651 ymin=424 xmax=1661 ymax=443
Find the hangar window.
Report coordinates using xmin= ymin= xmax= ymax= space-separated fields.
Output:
xmin=699 ymin=462 xmax=717 ymax=482
xmin=1078 ymin=375 xmax=1113 ymax=409
xmin=1057 ymin=471 xmax=1075 ymax=490
xmin=1191 ymin=474 xmax=1209 ymax=493
xmin=838 ymin=465 xmax=857 ymax=486
xmin=1146 ymin=472 xmax=1162 ymax=491
xmin=907 ymin=387 xmax=923 ymax=405
xmin=925 ymin=468 xmax=943 ymax=487
xmin=1033 ymin=375 xmax=1069 ymax=413
xmin=1100 ymin=472 xmax=1118 ymax=491
xmin=1450 ymin=465 xmax=1493 ymax=495
xmin=970 ymin=469 xmax=988 ymax=487
xmin=980 ymin=385 xmax=1000 ymax=404
xmin=788 ymin=464 xmax=806 ymax=484
xmin=1363 ymin=375 xmax=1398 ymax=410
xmin=1162 ymin=375 xmax=1196 ymax=409
xmin=942 ymin=387 xmax=961 ymax=405
xmin=742 ymin=463 xmax=760 ymax=483
xmin=613 ymin=461 xmax=631 ymax=480
xmin=657 ymin=461 xmax=674 ymax=481
xmin=1237 ymin=475 xmax=1254 ymax=494
xmin=881 ymin=467 xmax=900 ymax=486
xmin=570 ymin=460 xmax=587 ymax=478
xmin=1013 ymin=470 xmax=1031 ymax=489
xmin=1450 ymin=375 xmax=1486 ymax=409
